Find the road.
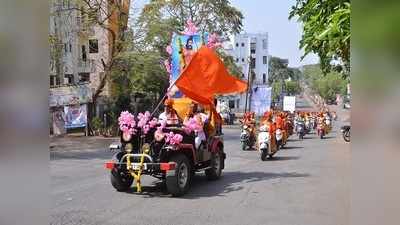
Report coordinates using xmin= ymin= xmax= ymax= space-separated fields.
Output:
xmin=51 ymin=99 xmax=350 ymax=225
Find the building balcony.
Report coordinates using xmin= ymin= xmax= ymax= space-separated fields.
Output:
xmin=78 ymin=59 xmax=95 ymax=73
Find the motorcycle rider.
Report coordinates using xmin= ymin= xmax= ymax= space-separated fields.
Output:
xmin=261 ymin=112 xmax=277 ymax=151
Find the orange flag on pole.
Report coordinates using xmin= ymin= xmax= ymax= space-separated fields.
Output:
xmin=175 ymin=46 xmax=247 ymax=105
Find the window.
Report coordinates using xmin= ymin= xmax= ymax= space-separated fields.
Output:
xmin=89 ymin=39 xmax=99 ymax=53
xmin=236 ymin=58 xmax=239 ymax=62
xmin=251 ymin=57 xmax=256 ymax=69
xmin=50 ymin=75 xmax=60 ymax=87
xmin=236 ymin=99 xmax=240 ymax=108
xmin=250 ymin=42 xmax=256 ymax=54
xmin=81 ymin=45 xmax=87 ymax=61
xmin=263 ymin=73 xmax=266 ymax=84
xmin=263 ymin=56 xmax=267 ymax=64
xmin=262 ymin=39 xmax=267 ymax=49
xmin=241 ymin=73 xmax=245 ymax=78
xmin=241 ymin=43 xmax=245 ymax=47
xmin=69 ymin=43 xmax=72 ymax=52
xmin=64 ymin=43 xmax=67 ymax=54
xmin=64 ymin=74 xmax=74 ymax=84
xmin=241 ymin=58 xmax=244 ymax=62
xmin=236 ymin=43 xmax=239 ymax=47
xmin=79 ymin=73 xmax=90 ymax=82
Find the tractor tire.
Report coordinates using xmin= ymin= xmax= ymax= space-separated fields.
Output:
xmin=166 ymin=154 xmax=192 ymax=197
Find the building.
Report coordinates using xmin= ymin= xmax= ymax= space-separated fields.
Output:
xmin=221 ymin=32 xmax=269 ymax=113
xmin=49 ymin=0 xmax=130 ymax=135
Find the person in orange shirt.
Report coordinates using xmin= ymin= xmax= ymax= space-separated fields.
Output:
xmin=261 ymin=113 xmax=278 ymax=152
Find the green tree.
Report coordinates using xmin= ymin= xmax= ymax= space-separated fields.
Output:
xmin=268 ymin=56 xmax=289 ymax=84
xmin=289 ymin=0 xmax=350 ymax=76
xmin=136 ymin=0 xmax=244 ymax=54
xmin=285 ymin=80 xmax=302 ymax=96
xmin=302 ymin=64 xmax=347 ymax=101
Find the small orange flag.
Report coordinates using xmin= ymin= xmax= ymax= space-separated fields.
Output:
xmin=176 ymin=46 xmax=247 ymax=105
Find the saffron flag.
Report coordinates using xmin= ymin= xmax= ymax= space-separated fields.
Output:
xmin=175 ymin=46 xmax=247 ymax=105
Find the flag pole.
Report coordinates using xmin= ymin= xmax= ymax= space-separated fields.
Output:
xmin=150 ymin=77 xmax=181 ymax=117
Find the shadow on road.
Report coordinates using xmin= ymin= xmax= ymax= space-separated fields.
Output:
xmin=282 ymin=146 xmax=303 ymax=150
xmin=124 ymin=171 xmax=310 ymax=199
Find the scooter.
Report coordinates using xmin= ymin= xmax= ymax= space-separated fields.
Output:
xmin=341 ymin=125 xmax=350 ymax=142
xmin=296 ymin=121 xmax=306 ymax=139
xmin=240 ymin=125 xmax=255 ymax=150
xmin=258 ymin=125 xmax=279 ymax=161
xmin=276 ymin=128 xmax=287 ymax=148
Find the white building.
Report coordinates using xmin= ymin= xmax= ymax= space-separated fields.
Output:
xmin=221 ymin=32 xmax=269 ymax=113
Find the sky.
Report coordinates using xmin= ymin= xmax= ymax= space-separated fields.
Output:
xmin=131 ymin=0 xmax=319 ymax=67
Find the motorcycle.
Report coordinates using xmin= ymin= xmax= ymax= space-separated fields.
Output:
xmin=258 ymin=125 xmax=279 ymax=161
xmin=275 ymin=128 xmax=287 ymax=148
xmin=240 ymin=125 xmax=255 ymax=150
xmin=317 ymin=122 xmax=325 ymax=139
xmin=341 ymin=125 xmax=350 ymax=142
xmin=305 ymin=119 xmax=311 ymax=133
xmin=324 ymin=117 xmax=332 ymax=134
xmin=295 ymin=121 xmax=306 ymax=139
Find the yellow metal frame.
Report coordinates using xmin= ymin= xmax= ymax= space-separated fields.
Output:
xmin=125 ymin=144 xmax=150 ymax=193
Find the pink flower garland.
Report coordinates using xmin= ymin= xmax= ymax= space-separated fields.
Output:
xmin=183 ymin=20 xmax=198 ymax=35
xmin=165 ymin=132 xmax=183 ymax=145
xmin=118 ymin=111 xmax=137 ymax=135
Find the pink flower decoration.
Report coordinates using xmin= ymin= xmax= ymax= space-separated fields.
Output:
xmin=143 ymin=124 xmax=150 ymax=134
xmin=171 ymin=134 xmax=183 ymax=145
xmin=207 ymin=33 xmax=222 ymax=49
xmin=164 ymin=59 xmax=171 ymax=73
xmin=166 ymin=45 xmax=172 ymax=55
xmin=149 ymin=118 xmax=158 ymax=128
xmin=183 ymin=117 xmax=202 ymax=133
xmin=183 ymin=20 xmax=198 ymax=35
xmin=118 ymin=111 xmax=136 ymax=135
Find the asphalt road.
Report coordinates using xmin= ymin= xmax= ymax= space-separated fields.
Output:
xmin=51 ymin=101 xmax=349 ymax=225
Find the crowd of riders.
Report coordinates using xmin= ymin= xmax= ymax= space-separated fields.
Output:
xmin=239 ymin=108 xmax=336 ymax=151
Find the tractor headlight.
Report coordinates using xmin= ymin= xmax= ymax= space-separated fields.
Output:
xmin=125 ymin=143 xmax=133 ymax=153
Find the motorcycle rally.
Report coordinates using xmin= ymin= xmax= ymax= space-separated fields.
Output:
xmin=239 ymin=108 xmax=336 ymax=161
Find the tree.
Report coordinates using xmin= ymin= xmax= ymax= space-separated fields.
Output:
xmin=302 ymin=64 xmax=347 ymax=101
xmin=136 ymin=0 xmax=244 ymax=55
xmin=289 ymin=0 xmax=350 ymax=77
xmin=285 ymin=80 xmax=302 ymax=96
xmin=268 ymin=56 xmax=289 ymax=84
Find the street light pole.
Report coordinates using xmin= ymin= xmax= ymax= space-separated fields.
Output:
xmin=244 ymin=56 xmax=252 ymax=114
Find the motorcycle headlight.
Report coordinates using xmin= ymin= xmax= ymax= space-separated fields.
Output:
xmin=276 ymin=129 xmax=282 ymax=135
xmin=243 ymin=125 xmax=248 ymax=129
xmin=122 ymin=133 xmax=132 ymax=142
xmin=259 ymin=125 xmax=267 ymax=132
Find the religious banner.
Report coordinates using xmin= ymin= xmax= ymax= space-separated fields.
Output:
xmin=64 ymin=104 xmax=87 ymax=129
xmin=251 ymin=86 xmax=272 ymax=116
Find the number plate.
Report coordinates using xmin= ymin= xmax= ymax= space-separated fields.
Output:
xmin=131 ymin=163 xmax=147 ymax=170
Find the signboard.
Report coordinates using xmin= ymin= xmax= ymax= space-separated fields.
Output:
xmin=64 ymin=104 xmax=87 ymax=129
xmin=251 ymin=86 xmax=272 ymax=116
xmin=49 ymin=84 xmax=92 ymax=107
xmin=283 ymin=96 xmax=296 ymax=112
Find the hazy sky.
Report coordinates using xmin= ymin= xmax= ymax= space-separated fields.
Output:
xmin=131 ymin=0 xmax=319 ymax=67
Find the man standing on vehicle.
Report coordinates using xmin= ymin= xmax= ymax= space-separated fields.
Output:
xmin=159 ymin=98 xmax=182 ymax=125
